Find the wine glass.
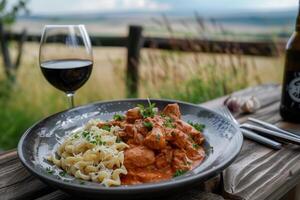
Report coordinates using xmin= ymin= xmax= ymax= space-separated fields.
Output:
xmin=39 ymin=25 xmax=93 ymax=108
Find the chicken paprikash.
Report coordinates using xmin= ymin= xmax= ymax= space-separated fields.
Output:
xmin=49 ymin=102 xmax=206 ymax=186
xmin=98 ymin=102 xmax=206 ymax=185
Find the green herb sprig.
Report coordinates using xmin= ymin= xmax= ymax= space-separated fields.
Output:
xmin=163 ymin=117 xmax=175 ymax=128
xmin=113 ymin=113 xmax=125 ymax=121
xmin=101 ymin=124 xmax=111 ymax=132
xmin=143 ymin=121 xmax=153 ymax=130
xmin=138 ymin=102 xmax=157 ymax=118
xmin=46 ymin=167 xmax=54 ymax=174
xmin=188 ymin=121 xmax=205 ymax=132
xmin=173 ymin=169 xmax=187 ymax=177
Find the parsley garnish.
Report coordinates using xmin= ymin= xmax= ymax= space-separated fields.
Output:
xmin=79 ymin=181 xmax=85 ymax=185
xmin=113 ymin=113 xmax=125 ymax=121
xmin=188 ymin=121 xmax=205 ymax=132
xmin=98 ymin=141 xmax=106 ymax=145
xmin=143 ymin=121 xmax=153 ymax=130
xmin=59 ymin=171 xmax=67 ymax=177
xmin=82 ymin=131 xmax=90 ymax=138
xmin=138 ymin=102 xmax=157 ymax=118
xmin=163 ymin=117 xmax=175 ymax=128
xmin=193 ymin=143 xmax=200 ymax=149
xmin=101 ymin=124 xmax=111 ymax=132
xmin=46 ymin=167 xmax=54 ymax=174
xmin=173 ymin=170 xmax=187 ymax=177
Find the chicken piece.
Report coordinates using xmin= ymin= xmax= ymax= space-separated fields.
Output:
xmin=150 ymin=115 xmax=165 ymax=127
xmin=126 ymin=107 xmax=142 ymax=123
xmin=176 ymin=120 xmax=205 ymax=145
xmin=144 ymin=127 xmax=167 ymax=150
xmin=175 ymin=120 xmax=193 ymax=133
xmin=162 ymin=103 xmax=181 ymax=120
xmin=190 ymin=130 xmax=205 ymax=145
xmin=186 ymin=145 xmax=205 ymax=160
xmin=172 ymin=149 xmax=190 ymax=171
xmin=118 ymin=124 xmax=137 ymax=139
xmin=124 ymin=146 xmax=155 ymax=168
xmin=134 ymin=119 xmax=149 ymax=136
xmin=155 ymin=148 xmax=173 ymax=168
xmin=109 ymin=120 xmax=125 ymax=127
xmin=133 ymin=133 xmax=144 ymax=145
xmin=171 ymin=130 xmax=192 ymax=149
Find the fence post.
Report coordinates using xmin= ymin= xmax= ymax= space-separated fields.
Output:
xmin=126 ymin=25 xmax=143 ymax=98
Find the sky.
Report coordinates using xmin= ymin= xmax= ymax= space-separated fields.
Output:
xmin=20 ymin=0 xmax=299 ymax=15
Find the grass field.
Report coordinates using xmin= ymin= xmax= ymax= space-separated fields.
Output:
xmin=0 ymin=42 xmax=285 ymax=149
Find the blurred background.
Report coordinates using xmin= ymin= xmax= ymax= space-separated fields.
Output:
xmin=0 ymin=0 xmax=298 ymax=149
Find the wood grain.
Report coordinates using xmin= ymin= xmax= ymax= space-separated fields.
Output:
xmin=1 ymin=84 xmax=300 ymax=200
xmin=219 ymin=84 xmax=300 ymax=200
xmin=0 ymin=151 xmax=52 ymax=200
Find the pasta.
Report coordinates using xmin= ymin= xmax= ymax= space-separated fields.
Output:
xmin=48 ymin=119 xmax=128 ymax=187
xmin=48 ymin=103 xmax=206 ymax=186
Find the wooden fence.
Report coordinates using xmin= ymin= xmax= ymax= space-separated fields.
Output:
xmin=4 ymin=25 xmax=286 ymax=97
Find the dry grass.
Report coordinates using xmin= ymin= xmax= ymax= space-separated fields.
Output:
xmin=0 ymin=41 xmax=284 ymax=149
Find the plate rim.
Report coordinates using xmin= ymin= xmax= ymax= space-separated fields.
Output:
xmin=17 ymin=98 xmax=243 ymax=192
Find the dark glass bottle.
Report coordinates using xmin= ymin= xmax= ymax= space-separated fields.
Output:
xmin=280 ymin=4 xmax=300 ymax=122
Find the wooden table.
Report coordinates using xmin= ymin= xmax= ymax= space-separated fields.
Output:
xmin=1 ymin=84 xmax=300 ymax=200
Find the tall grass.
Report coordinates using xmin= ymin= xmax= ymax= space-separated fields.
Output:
xmin=0 ymin=17 xmax=285 ymax=150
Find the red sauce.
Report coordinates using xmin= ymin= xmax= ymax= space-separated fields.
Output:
xmin=102 ymin=103 xmax=206 ymax=185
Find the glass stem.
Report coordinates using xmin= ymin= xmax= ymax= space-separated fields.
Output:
xmin=66 ymin=92 xmax=75 ymax=108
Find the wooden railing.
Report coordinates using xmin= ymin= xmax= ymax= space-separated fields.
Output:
xmin=3 ymin=25 xmax=286 ymax=97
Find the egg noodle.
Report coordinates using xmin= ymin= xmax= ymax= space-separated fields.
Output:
xmin=48 ymin=119 xmax=128 ymax=187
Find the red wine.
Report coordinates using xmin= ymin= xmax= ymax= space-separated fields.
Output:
xmin=40 ymin=59 xmax=93 ymax=92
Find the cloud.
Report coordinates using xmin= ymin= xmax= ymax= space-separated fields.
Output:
xmin=233 ymin=0 xmax=297 ymax=10
xmin=29 ymin=0 xmax=171 ymax=14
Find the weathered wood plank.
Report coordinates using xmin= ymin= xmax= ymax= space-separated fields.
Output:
xmin=214 ymin=84 xmax=300 ymax=200
xmin=5 ymin=32 xmax=283 ymax=57
xmin=34 ymin=188 xmax=225 ymax=200
xmin=35 ymin=191 xmax=69 ymax=200
xmin=126 ymin=25 xmax=143 ymax=98
xmin=0 ymin=151 xmax=52 ymax=200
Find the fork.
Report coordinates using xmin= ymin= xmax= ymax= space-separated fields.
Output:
xmin=217 ymin=106 xmax=282 ymax=150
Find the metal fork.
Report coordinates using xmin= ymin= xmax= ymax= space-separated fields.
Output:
xmin=217 ymin=106 xmax=282 ymax=150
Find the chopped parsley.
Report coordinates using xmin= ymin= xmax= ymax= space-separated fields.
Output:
xmin=163 ymin=117 xmax=175 ymax=128
xmin=90 ymin=140 xmax=97 ymax=144
xmin=59 ymin=171 xmax=67 ymax=177
xmin=143 ymin=121 xmax=153 ymax=130
xmin=101 ymin=124 xmax=111 ymax=132
xmin=113 ymin=113 xmax=125 ymax=121
xmin=138 ymin=102 xmax=157 ymax=118
xmin=79 ymin=181 xmax=85 ymax=185
xmin=160 ymin=113 xmax=166 ymax=117
xmin=173 ymin=170 xmax=187 ymax=177
xmin=98 ymin=141 xmax=106 ymax=145
xmin=188 ymin=121 xmax=205 ymax=132
xmin=82 ymin=131 xmax=90 ymax=138
xmin=46 ymin=167 xmax=54 ymax=174
xmin=193 ymin=143 xmax=200 ymax=149
xmin=73 ymin=133 xmax=80 ymax=139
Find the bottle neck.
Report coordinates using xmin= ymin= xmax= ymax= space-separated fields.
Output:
xmin=296 ymin=2 xmax=300 ymax=31
xmin=297 ymin=16 xmax=300 ymax=31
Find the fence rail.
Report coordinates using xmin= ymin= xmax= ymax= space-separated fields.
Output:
xmin=4 ymin=30 xmax=285 ymax=57
xmin=2 ymin=25 xmax=286 ymax=97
